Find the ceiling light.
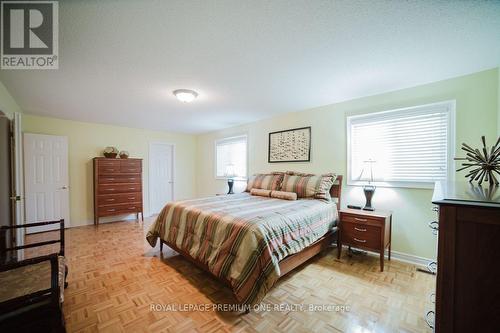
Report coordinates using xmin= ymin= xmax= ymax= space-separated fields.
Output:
xmin=173 ymin=89 xmax=198 ymax=103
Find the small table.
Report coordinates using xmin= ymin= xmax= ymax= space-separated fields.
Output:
xmin=338 ymin=208 xmax=392 ymax=272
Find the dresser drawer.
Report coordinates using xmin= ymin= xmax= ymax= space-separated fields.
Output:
xmin=98 ymin=184 xmax=142 ymax=194
xmin=120 ymin=160 xmax=141 ymax=173
xmin=98 ymin=165 xmax=120 ymax=174
xmin=97 ymin=159 xmax=120 ymax=167
xmin=97 ymin=193 xmax=142 ymax=206
xmin=99 ymin=175 xmax=141 ymax=184
xmin=98 ymin=203 xmax=142 ymax=216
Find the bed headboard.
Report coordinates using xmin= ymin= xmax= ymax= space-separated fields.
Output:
xmin=330 ymin=175 xmax=343 ymax=211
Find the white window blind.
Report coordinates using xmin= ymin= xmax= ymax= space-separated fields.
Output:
xmin=215 ymin=135 xmax=247 ymax=179
xmin=347 ymin=101 xmax=454 ymax=188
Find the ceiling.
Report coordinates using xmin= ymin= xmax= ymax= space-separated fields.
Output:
xmin=1 ymin=0 xmax=499 ymax=134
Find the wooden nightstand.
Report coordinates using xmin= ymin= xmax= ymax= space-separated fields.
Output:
xmin=338 ymin=208 xmax=392 ymax=272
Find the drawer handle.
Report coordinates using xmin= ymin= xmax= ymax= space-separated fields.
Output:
xmin=127 ymin=169 xmax=136 ymax=171
xmin=425 ymin=310 xmax=435 ymax=329
xmin=129 ymin=187 xmax=136 ymax=190
xmin=427 ymin=261 xmax=437 ymax=274
xmin=128 ymin=197 xmax=135 ymax=200
xmin=354 ymin=217 xmax=367 ymax=222
xmin=129 ymin=178 xmax=136 ymax=181
xmin=107 ymin=178 xmax=115 ymax=180
xmin=354 ymin=227 xmax=367 ymax=232
xmin=105 ymin=188 xmax=115 ymax=191
xmin=353 ymin=237 xmax=366 ymax=243
xmin=108 ymin=208 xmax=116 ymax=212
xmin=106 ymin=198 xmax=115 ymax=202
xmin=428 ymin=221 xmax=439 ymax=235
xmin=129 ymin=207 xmax=136 ymax=209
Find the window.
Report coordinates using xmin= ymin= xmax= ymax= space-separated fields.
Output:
xmin=215 ymin=135 xmax=247 ymax=179
xmin=347 ymin=101 xmax=455 ymax=188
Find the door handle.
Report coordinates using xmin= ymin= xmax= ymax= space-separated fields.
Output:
xmin=9 ymin=195 xmax=21 ymax=201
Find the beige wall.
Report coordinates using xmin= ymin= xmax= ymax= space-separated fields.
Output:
xmin=196 ymin=68 xmax=499 ymax=260
xmin=0 ymin=81 xmax=22 ymax=119
xmin=23 ymin=115 xmax=197 ymax=227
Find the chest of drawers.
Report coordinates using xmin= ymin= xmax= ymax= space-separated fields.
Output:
xmin=93 ymin=157 xmax=143 ymax=225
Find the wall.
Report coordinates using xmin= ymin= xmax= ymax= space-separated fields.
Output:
xmin=23 ymin=115 xmax=197 ymax=227
xmin=196 ymin=68 xmax=499 ymax=260
xmin=0 ymin=81 xmax=22 ymax=119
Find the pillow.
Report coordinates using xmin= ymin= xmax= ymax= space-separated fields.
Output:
xmin=270 ymin=190 xmax=297 ymax=201
xmin=246 ymin=172 xmax=284 ymax=192
xmin=282 ymin=172 xmax=337 ymax=200
xmin=250 ymin=188 xmax=272 ymax=197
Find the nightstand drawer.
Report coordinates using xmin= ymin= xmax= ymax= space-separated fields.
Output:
xmin=342 ymin=220 xmax=380 ymax=236
xmin=342 ymin=221 xmax=381 ymax=249
xmin=342 ymin=214 xmax=383 ymax=226
xmin=342 ymin=227 xmax=380 ymax=250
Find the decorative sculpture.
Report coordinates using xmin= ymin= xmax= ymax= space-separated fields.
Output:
xmin=455 ymin=136 xmax=500 ymax=185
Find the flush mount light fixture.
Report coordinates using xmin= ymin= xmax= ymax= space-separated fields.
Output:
xmin=173 ymin=89 xmax=198 ymax=103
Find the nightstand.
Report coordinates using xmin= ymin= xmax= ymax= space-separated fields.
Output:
xmin=338 ymin=208 xmax=392 ymax=272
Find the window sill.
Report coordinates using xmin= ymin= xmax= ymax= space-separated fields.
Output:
xmin=347 ymin=180 xmax=437 ymax=190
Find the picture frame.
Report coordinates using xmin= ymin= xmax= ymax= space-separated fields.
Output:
xmin=268 ymin=126 xmax=311 ymax=163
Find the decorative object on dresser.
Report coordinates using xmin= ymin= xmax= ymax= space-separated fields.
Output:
xmin=119 ymin=150 xmax=129 ymax=159
xmin=358 ymin=158 xmax=377 ymax=211
xmin=338 ymin=208 xmax=392 ymax=272
xmin=103 ymin=146 xmax=119 ymax=158
xmin=431 ymin=181 xmax=500 ymax=332
xmin=454 ymin=136 xmax=500 ymax=185
xmin=268 ymin=126 xmax=311 ymax=163
xmin=93 ymin=157 xmax=143 ymax=225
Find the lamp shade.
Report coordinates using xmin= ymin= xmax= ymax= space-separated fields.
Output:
xmin=224 ymin=164 xmax=236 ymax=178
xmin=358 ymin=159 xmax=377 ymax=184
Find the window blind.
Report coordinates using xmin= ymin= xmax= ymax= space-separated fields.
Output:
xmin=348 ymin=102 xmax=453 ymax=187
xmin=215 ymin=135 xmax=247 ymax=179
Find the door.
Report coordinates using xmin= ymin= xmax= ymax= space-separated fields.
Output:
xmin=24 ymin=134 xmax=69 ymax=233
xmin=149 ymin=143 xmax=174 ymax=215
xmin=11 ymin=113 xmax=25 ymax=253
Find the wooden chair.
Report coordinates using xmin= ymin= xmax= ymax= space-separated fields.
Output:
xmin=0 ymin=219 xmax=66 ymax=332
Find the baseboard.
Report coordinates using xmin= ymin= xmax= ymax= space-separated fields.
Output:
xmin=72 ymin=213 xmax=155 ymax=228
xmin=338 ymin=245 xmax=434 ymax=269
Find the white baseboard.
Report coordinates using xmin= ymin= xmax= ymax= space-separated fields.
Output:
xmin=339 ymin=245 xmax=434 ymax=269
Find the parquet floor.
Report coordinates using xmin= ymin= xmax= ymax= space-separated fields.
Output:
xmin=26 ymin=218 xmax=435 ymax=333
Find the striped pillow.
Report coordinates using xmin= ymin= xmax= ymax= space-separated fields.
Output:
xmin=246 ymin=172 xmax=284 ymax=192
xmin=282 ymin=172 xmax=337 ymax=200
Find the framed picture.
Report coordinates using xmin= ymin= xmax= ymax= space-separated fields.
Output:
xmin=268 ymin=126 xmax=311 ymax=163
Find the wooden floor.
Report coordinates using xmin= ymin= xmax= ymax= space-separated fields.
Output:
xmin=26 ymin=218 xmax=435 ymax=333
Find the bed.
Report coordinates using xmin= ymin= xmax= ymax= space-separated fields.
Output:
xmin=146 ymin=175 xmax=342 ymax=306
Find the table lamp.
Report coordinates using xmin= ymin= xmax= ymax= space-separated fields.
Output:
xmin=224 ymin=164 xmax=236 ymax=194
xmin=359 ymin=159 xmax=377 ymax=211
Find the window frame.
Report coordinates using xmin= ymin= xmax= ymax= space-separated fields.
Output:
xmin=346 ymin=100 xmax=456 ymax=189
xmin=214 ymin=134 xmax=249 ymax=181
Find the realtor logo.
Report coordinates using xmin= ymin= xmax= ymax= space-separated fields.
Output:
xmin=1 ymin=1 xmax=58 ymax=69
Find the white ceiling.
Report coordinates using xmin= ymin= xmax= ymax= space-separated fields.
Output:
xmin=1 ymin=0 xmax=499 ymax=134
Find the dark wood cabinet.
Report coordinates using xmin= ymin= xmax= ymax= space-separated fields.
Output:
xmin=338 ymin=208 xmax=392 ymax=271
xmin=93 ymin=157 xmax=143 ymax=225
xmin=432 ymin=181 xmax=500 ymax=333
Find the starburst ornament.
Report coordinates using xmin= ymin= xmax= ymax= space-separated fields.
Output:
xmin=454 ymin=136 xmax=500 ymax=185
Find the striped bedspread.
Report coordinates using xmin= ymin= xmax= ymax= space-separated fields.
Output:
xmin=146 ymin=193 xmax=338 ymax=305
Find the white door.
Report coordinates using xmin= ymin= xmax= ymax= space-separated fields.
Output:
xmin=149 ymin=143 xmax=174 ymax=215
xmin=24 ymin=134 xmax=70 ymax=233
xmin=12 ymin=113 xmax=25 ymax=251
